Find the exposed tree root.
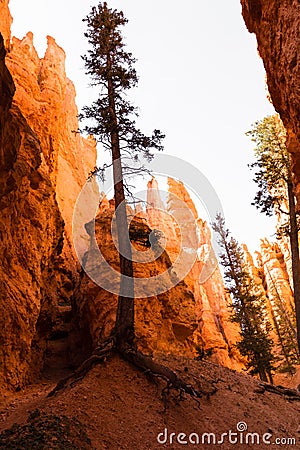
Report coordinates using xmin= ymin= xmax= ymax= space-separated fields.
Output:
xmin=48 ymin=339 xmax=216 ymax=407
xmin=121 ymin=347 xmax=215 ymax=409
xmin=48 ymin=338 xmax=115 ymax=397
xmin=256 ymin=381 xmax=300 ymax=401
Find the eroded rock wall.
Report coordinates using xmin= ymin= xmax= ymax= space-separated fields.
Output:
xmin=244 ymin=239 xmax=298 ymax=364
xmin=72 ymin=208 xmax=200 ymax=363
xmin=0 ymin=3 xmax=97 ymax=388
xmin=167 ymin=179 xmax=242 ymax=369
xmin=148 ymin=177 xmax=242 ymax=368
xmin=0 ymin=0 xmax=12 ymax=49
xmin=0 ymin=0 xmax=245 ymax=388
xmin=6 ymin=32 xmax=97 ymax=286
xmin=73 ymin=178 xmax=243 ymax=369
xmin=256 ymin=239 xmax=295 ymax=317
xmin=0 ymin=33 xmax=65 ymax=388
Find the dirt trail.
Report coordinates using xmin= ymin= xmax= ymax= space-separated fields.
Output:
xmin=1 ymin=354 xmax=300 ymax=449
xmin=0 ymin=310 xmax=73 ymax=434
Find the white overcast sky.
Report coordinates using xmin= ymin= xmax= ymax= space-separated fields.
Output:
xmin=10 ymin=0 xmax=276 ymax=252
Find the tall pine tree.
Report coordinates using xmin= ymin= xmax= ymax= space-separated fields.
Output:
xmin=81 ymin=2 xmax=164 ymax=348
xmin=48 ymin=1 xmax=206 ymax=401
xmin=213 ymin=214 xmax=275 ymax=383
xmin=248 ymin=115 xmax=300 ymax=355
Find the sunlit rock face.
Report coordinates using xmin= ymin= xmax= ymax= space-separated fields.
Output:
xmin=242 ymin=244 xmax=279 ymax=346
xmin=0 ymin=7 xmax=97 ymax=389
xmin=146 ymin=177 xmax=179 ymax=262
xmin=241 ymin=0 xmax=300 ymax=200
xmin=0 ymin=33 xmax=64 ymax=388
xmin=256 ymin=239 xmax=295 ymax=317
xmin=5 ymin=30 xmax=98 ymax=304
xmin=0 ymin=0 xmax=12 ymax=49
xmin=71 ymin=208 xmax=201 ymax=363
xmin=165 ymin=179 xmax=242 ymax=369
xmin=6 ymin=32 xmax=97 ymax=255
xmin=73 ymin=178 xmax=243 ymax=370
xmin=243 ymin=240 xmax=297 ymax=362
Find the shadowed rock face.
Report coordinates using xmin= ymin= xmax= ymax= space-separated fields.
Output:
xmin=0 ymin=32 xmax=65 ymax=388
xmin=0 ymin=3 xmax=96 ymax=389
xmin=241 ymin=0 xmax=300 ymax=199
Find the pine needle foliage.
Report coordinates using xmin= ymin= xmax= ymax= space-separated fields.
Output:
xmin=80 ymin=2 xmax=164 ymax=181
xmin=247 ymin=114 xmax=300 ymax=355
xmin=213 ymin=214 xmax=275 ymax=383
xmin=247 ymin=115 xmax=289 ymax=217
xmin=80 ymin=2 xmax=165 ymax=345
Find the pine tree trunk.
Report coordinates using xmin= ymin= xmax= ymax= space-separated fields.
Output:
xmin=259 ymin=369 xmax=268 ymax=382
xmin=107 ymin=55 xmax=135 ymax=348
xmin=268 ymin=267 xmax=299 ymax=359
xmin=270 ymin=306 xmax=294 ymax=371
xmin=273 ymin=279 xmax=298 ymax=345
xmin=267 ymin=371 xmax=274 ymax=385
xmin=287 ymin=180 xmax=300 ymax=354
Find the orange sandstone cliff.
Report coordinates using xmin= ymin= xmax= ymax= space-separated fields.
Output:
xmin=0 ymin=0 xmax=12 ymax=49
xmin=0 ymin=31 xmax=65 ymax=388
xmin=166 ymin=179 xmax=242 ymax=368
xmin=71 ymin=206 xmax=200 ymax=362
xmin=243 ymin=239 xmax=299 ymax=368
xmin=0 ymin=4 xmax=96 ymax=389
xmin=73 ymin=178 xmax=242 ymax=369
xmin=257 ymin=239 xmax=295 ymax=318
xmin=6 ymin=31 xmax=97 ymax=276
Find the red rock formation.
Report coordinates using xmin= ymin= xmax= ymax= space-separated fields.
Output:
xmin=257 ymin=239 xmax=295 ymax=317
xmin=0 ymin=33 xmax=65 ymax=388
xmin=6 ymin=32 xmax=97 ymax=252
xmin=277 ymin=236 xmax=294 ymax=288
xmin=4 ymin=30 xmax=98 ymax=310
xmin=147 ymin=177 xmax=242 ymax=367
xmin=146 ymin=177 xmax=178 ymax=261
xmin=0 ymin=0 xmax=12 ymax=49
xmin=147 ymin=177 xmax=165 ymax=215
xmin=240 ymin=0 xmax=300 ymax=360
xmin=72 ymin=210 xmax=200 ymax=363
xmin=167 ymin=180 xmax=242 ymax=369
xmin=0 ymin=4 xmax=97 ymax=389
xmin=244 ymin=240 xmax=299 ymax=366
xmin=240 ymin=0 xmax=300 ymax=199
xmin=242 ymin=244 xmax=279 ymax=345
xmin=74 ymin=177 xmax=243 ymax=369
xmin=0 ymin=1 xmax=244 ymax=389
